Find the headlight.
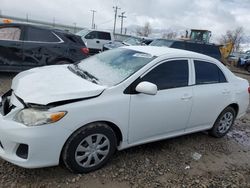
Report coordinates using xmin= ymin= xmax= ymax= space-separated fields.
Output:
xmin=14 ymin=108 xmax=67 ymax=126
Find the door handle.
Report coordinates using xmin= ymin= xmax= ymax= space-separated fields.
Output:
xmin=222 ymin=89 xmax=230 ymax=94
xmin=96 ymin=41 xmax=100 ymax=43
xmin=181 ymin=95 xmax=192 ymax=100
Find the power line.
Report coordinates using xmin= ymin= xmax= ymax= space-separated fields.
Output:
xmin=113 ymin=6 xmax=121 ymax=34
xmin=90 ymin=10 xmax=97 ymax=29
xmin=119 ymin=12 xmax=126 ymax=34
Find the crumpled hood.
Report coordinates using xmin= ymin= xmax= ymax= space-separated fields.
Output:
xmin=11 ymin=65 xmax=107 ymax=105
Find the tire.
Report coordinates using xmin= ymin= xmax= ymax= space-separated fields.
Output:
xmin=62 ymin=122 xmax=117 ymax=173
xmin=209 ymin=107 xmax=236 ymax=138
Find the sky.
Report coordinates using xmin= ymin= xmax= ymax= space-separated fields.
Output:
xmin=1 ymin=0 xmax=250 ymax=41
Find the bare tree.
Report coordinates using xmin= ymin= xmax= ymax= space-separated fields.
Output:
xmin=219 ymin=27 xmax=244 ymax=52
xmin=136 ymin=22 xmax=152 ymax=37
xmin=162 ymin=31 xmax=177 ymax=39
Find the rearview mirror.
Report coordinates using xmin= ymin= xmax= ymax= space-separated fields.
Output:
xmin=135 ymin=82 xmax=157 ymax=95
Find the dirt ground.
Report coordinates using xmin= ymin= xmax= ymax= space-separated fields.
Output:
xmin=0 ymin=69 xmax=250 ymax=188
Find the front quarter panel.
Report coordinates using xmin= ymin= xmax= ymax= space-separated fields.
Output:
xmin=50 ymin=88 xmax=131 ymax=144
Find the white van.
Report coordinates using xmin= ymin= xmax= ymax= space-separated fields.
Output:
xmin=76 ymin=29 xmax=114 ymax=54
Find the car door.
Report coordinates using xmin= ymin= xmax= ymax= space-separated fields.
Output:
xmin=187 ymin=60 xmax=231 ymax=131
xmin=0 ymin=25 xmax=24 ymax=72
xmin=83 ymin=31 xmax=100 ymax=54
xmin=96 ymin=31 xmax=111 ymax=49
xmin=22 ymin=26 xmax=63 ymax=70
xmin=128 ymin=59 xmax=193 ymax=144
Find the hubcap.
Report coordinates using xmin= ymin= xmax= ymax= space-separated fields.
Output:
xmin=75 ymin=134 xmax=110 ymax=168
xmin=217 ymin=112 xmax=234 ymax=134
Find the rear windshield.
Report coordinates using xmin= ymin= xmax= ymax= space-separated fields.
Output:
xmin=150 ymin=39 xmax=173 ymax=47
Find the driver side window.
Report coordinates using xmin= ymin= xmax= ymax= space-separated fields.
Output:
xmin=141 ymin=60 xmax=189 ymax=90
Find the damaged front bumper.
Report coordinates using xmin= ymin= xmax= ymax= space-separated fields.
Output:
xmin=0 ymin=91 xmax=73 ymax=168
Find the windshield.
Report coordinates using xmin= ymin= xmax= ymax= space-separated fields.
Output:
xmin=150 ymin=39 xmax=173 ymax=47
xmin=123 ymin=37 xmax=140 ymax=45
xmin=76 ymin=29 xmax=90 ymax=36
xmin=76 ymin=48 xmax=156 ymax=86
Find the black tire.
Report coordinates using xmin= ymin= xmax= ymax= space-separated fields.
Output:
xmin=62 ymin=122 xmax=117 ymax=173
xmin=209 ymin=107 xmax=236 ymax=138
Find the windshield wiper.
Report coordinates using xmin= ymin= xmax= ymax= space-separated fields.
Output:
xmin=68 ymin=64 xmax=99 ymax=84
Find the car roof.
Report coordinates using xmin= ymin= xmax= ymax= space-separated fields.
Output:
xmin=0 ymin=23 xmax=73 ymax=34
xmin=122 ymin=46 xmax=218 ymax=61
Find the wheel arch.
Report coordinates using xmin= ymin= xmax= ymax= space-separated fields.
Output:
xmin=228 ymin=103 xmax=239 ymax=117
xmin=48 ymin=57 xmax=74 ymax=65
xmin=59 ymin=120 xmax=123 ymax=164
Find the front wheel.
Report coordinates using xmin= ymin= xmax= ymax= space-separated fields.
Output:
xmin=209 ymin=107 xmax=236 ymax=138
xmin=62 ymin=123 xmax=117 ymax=173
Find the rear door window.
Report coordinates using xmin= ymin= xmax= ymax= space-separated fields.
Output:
xmin=97 ymin=32 xmax=111 ymax=40
xmin=194 ymin=60 xmax=227 ymax=84
xmin=0 ymin=27 xmax=21 ymax=41
xmin=26 ymin=27 xmax=60 ymax=42
xmin=142 ymin=60 xmax=189 ymax=90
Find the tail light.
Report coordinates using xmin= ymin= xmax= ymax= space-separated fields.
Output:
xmin=248 ymin=86 xmax=250 ymax=94
xmin=81 ymin=47 xmax=89 ymax=55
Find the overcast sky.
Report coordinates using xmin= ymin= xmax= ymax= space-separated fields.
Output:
xmin=1 ymin=0 xmax=250 ymax=39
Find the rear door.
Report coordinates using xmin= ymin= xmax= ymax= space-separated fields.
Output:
xmin=96 ymin=31 xmax=112 ymax=49
xmin=187 ymin=60 xmax=231 ymax=131
xmin=0 ymin=25 xmax=24 ymax=72
xmin=22 ymin=26 xmax=63 ymax=70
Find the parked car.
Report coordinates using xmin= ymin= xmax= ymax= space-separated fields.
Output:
xmin=0 ymin=46 xmax=249 ymax=173
xmin=103 ymin=36 xmax=153 ymax=51
xmin=0 ymin=23 xmax=89 ymax=72
xmin=237 ymin=54 xmax=250 ymax=72
xmin=76 ymin=29 xmax=114 ymax=55
xmin=150 ymin=38 xmax=221 ymax=61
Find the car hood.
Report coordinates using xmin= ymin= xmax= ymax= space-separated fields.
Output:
xmin=11 ymin=65 xmax=107 ymax=105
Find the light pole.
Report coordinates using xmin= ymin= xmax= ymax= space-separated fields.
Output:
xmin=113 ymin=6 xmax=120 ymax=34
xmin=119 ymin=12 xmax=126 ymax=34
xmin=90 ymin=10 xmax=96 ymax=29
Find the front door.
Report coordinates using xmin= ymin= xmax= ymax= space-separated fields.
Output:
xmin=128 ymin=59 xmax=193 ymax=144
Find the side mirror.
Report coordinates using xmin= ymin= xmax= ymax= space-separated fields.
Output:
xmin=135 ymin=82 xmax=158 ymax=95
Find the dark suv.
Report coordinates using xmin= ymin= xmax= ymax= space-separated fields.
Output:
xmin=150 ymin=39 xmax=221 ymax=61
xmin=0 ymin=23 xmax=89 ymax=72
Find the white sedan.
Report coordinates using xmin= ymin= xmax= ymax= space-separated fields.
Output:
xmin=0 ymin=46 xmax=249 ymax=173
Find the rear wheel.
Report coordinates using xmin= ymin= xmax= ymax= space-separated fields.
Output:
xmin=209 ymin=107 xmax=236 ymax=138
xmin=62 ymin=123 xmax=117 ymax=173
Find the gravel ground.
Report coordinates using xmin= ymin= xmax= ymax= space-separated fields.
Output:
xmin=0 ymin=70 xmax=250 ymax=188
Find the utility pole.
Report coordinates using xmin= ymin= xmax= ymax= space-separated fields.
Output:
xmin=113 ymin=6 xmax=120 ymax=34
xmin=90 ymin=10 xmax=96 ymax=29
xmin=119 ymin=12 xmax=126 ymax=34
